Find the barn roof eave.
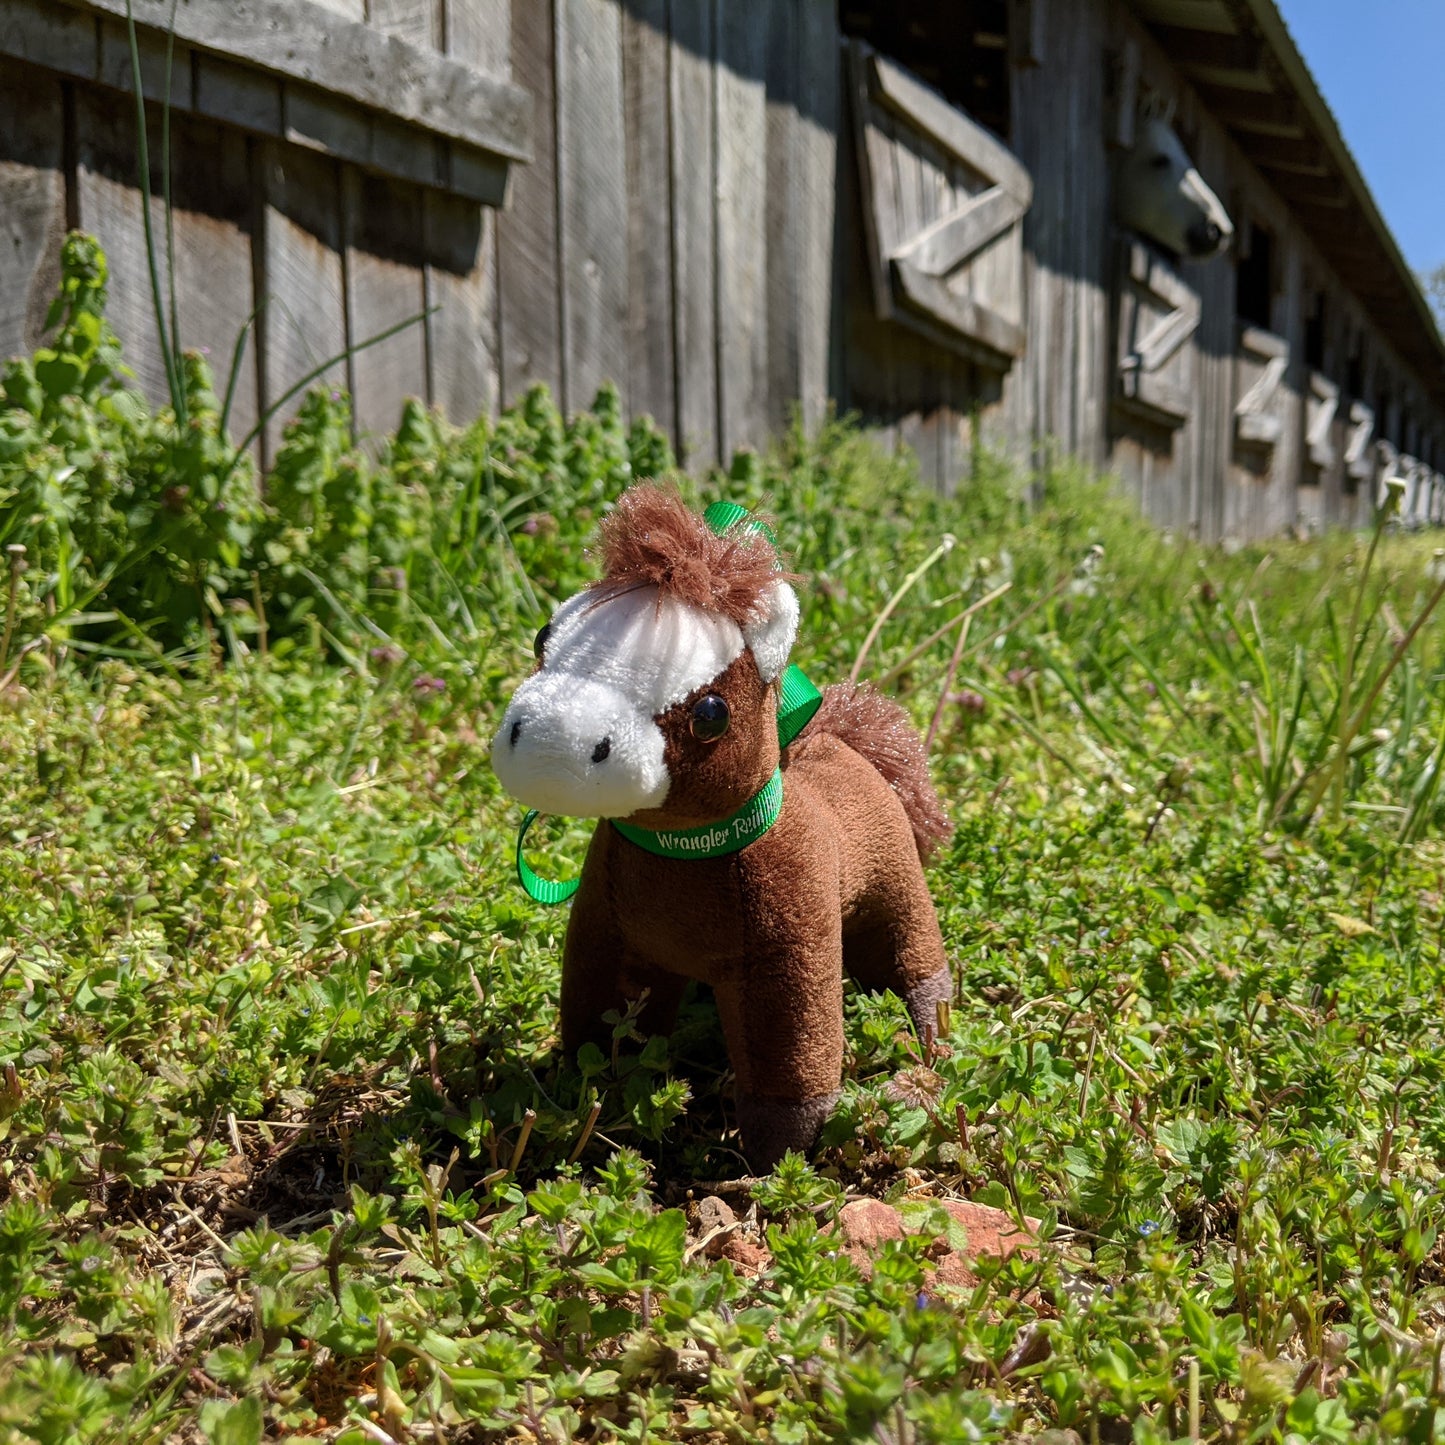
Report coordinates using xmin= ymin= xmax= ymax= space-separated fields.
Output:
xmin=1135 ymin=0 xmax=1445 ymax=415
xmin=1241 ymin=0 xmax=1445 ymax=386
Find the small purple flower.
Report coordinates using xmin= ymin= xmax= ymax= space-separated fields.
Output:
xmin=1142 ymin=681 xmax=1158 ymax=698
xmin=1006 ymin=667 xmax=1033 ymax=688
xmin=949 ymin=690 xmax=986 ymax=715
xmin=520 ymin=516 xmax=540 ymax=536
xmin=914 ymin=1291 xmax=930 ymax=1310
xmin=413 ymin=674 xmax=446 ymax=695
xmin=370 ymin=644 xmax=404 ymax=669
xmin=1138 ymin=1219 xmax=1161 ymax=1238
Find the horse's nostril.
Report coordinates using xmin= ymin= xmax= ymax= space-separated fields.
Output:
xmin=510 ymin=720 xmax=522 ymax=747
xmin=591 ymin=736 xmax=611 ymax=764
xmin=1188 ymin=219 xmax=1223 ymax=255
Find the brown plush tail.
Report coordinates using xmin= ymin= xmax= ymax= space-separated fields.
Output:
xmin=793 ymin=681 xmax=953 ymax=861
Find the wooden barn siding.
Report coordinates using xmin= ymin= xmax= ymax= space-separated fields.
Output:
xmin=498 ymin=0 xmax=840 ymax=471
xmin=5 ymin=0 xmax=1442 ymax=539
xmin=0 ymin=60 xmax=67 ymax=367
xmin=1002 ymin=0 xmax=1113 ymax=478
xmin=0 ymin=0 xmax=509 ymax=466
xmin=996 ymin=0 xmax=1445 ymax=542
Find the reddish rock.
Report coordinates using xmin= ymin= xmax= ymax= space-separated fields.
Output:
xmin=828 ymin=1197 xmax=1039 ymax=1288
xmin=836 ymin=1198 xmax=906 ymax=1257
xmin=718 ymin=1235 xmax=769 ymax=1276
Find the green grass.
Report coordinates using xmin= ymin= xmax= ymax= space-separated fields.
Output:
xmin=6 ymin=249 xmax=1445 ymax=1441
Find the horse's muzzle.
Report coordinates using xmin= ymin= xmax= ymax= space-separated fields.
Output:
xmin=1185 ymin=218 xmax=1228 ymax=258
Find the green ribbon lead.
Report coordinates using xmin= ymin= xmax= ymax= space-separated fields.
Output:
xmin=516 ymin=810 xmax=581 ymax=905
xmin=515 ymin=500 xmax=822 ymax=904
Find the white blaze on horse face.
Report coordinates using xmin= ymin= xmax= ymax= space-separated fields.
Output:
xmin=491 ymin=585 xmax=748 ymax=819
xmin=1118 ymin=117 xmax=1234 ymax=260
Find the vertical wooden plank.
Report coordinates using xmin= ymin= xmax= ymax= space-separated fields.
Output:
xmin=169 ymin=122 xmax=260 ymax=446
xmin=423 ymin=190 xmax=496 ymax=425
xmin=343 ymin=168 xmax=428 ymax=440
xmin=622 ymin=0 xmax=676 ymax=439
xmin=1185 ymin=120 xmax=1234 ymax=541
xmin=446 ymin=0 xmax=512 ymax=73
xmin=669 ymin=0 xmax=719 ymax=467
xmin=72 ymin=87 xmax=171 ymax=407
xmin=554 ymin=0 xmax=628 ymax=414
xmin=836 ymin=72 xmax=899 ymax=462
xmin=257 ymin=140 xmax=347 ymax=462
xmin=796 ymin=0 xmax=840 ymax=437
xmin=367 ymin=0 xmax=437 ymax=48
xmin=0 ymin=60 xmax=66 ymax=362
xmin=1072 ymin=2 xmax=1110 ymax=472
xmin=763 ymin=0 xmax=800 ymax=439
xmin=1272 ymin=230 xmax=1305 ymax=536
xmin=73 ymin=94 xmax=261 ymax=442
xmin=714 ymin=0 xmax=769 ymax=462
xmin=429 ymin=0 xmax=507 ymax=424
xmin=888 ymin=116 xmax=933 ymax=485
xmin=498 ymin=0 xmax=562 ymax=406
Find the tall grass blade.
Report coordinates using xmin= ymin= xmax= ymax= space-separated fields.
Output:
xmin=218 ymin=306 xmax=262 ymax=438
xmin=123 ymin=0 xmax=185 ymax=422
xmin=223 ymin=308 xmax=436 ymax=478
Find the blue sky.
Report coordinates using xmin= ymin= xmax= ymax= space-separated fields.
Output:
xmin=1275 ymin=1 xmax=1445 ymax=275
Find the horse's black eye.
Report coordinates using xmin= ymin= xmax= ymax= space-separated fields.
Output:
xmin=690 ymin=694 xmax=730 ymax=742
xmin=1150 ymin=152 xmax=1171 ymax=170
xmin=533 ymin=623 xmax=552 ymax=660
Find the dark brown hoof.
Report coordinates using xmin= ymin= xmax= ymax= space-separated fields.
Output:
xmin=737 ymin=1091 xmax=838 ymax=1171
xmin=903 ymin=967 xmax=954 ymax=1043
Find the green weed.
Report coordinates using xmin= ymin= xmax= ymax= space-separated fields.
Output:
xmin=4 ymin=238 xmax=1445 ymax=1442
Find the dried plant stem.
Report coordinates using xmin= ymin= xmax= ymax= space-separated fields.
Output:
xmin=0 ymin=546 xmax=23 ymax=674
xmin=849 ymin=535 xmax=956 ymax=684
xmin=872 ymin=581 xmax=1012 ymax=690
xmin=567 ymin=1100 xmax=602 ymax=1165
xmin=925 ymin=613 xmax=971 ymax=755
xmin=508 ymin=1108 xmax=537 ymax=1174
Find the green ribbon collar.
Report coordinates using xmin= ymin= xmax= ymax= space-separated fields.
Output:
xmin=612 ymin=768 xmax=782 ymax=859
xmin=514 ymin=502 xmax=819 ymax=905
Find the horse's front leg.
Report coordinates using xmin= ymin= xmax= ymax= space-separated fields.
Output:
xmin=559 ymin=840 xmax=684 ymax=1054
xmin=713 ymin=889 xmax=845 ymax=1171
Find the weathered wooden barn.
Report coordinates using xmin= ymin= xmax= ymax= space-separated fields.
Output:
xmin=3 ymin=0 xmax=1443 ymax=541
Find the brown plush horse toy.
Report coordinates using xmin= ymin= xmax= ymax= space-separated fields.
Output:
xmin=491 ymin=485 xmax=952 ymax=1167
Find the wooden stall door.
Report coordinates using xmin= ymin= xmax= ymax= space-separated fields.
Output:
xmin=847 ymin=40 xmax=1032 ymax=371
xmin=1225 ymin=322 xmax=1296 ymax=539
xmin=1115 ymin=241 xmax=1200 ymax=430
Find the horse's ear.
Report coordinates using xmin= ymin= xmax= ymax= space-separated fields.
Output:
xmin=743 ymin=580 xmax=799 ymax=684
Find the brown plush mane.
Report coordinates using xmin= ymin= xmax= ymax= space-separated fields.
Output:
xmin=590 ymin=485 xmax=787 ymax=626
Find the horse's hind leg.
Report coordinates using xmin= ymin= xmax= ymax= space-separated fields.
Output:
xmin=843 ymin=866 xmax=952 ymax=1043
